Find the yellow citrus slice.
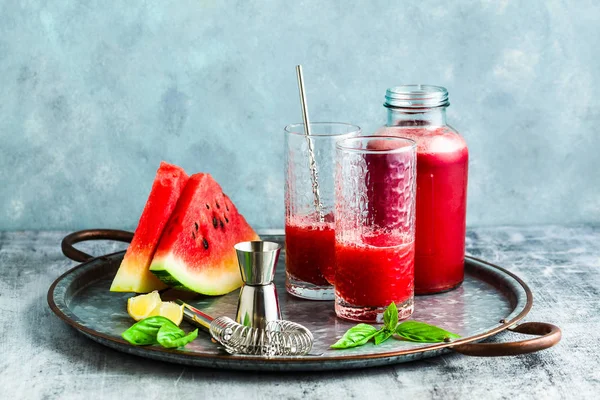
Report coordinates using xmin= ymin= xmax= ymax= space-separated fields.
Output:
xmin=149 ymin=301 xmax=184 ymax=326
xmin=126 ymin=290 xmax=162 ymax=321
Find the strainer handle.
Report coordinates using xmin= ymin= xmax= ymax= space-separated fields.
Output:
xmin=451 ymin=322 xmax=561 ymax=357
xmin=61 ymin=229 xmax=134 ymax=262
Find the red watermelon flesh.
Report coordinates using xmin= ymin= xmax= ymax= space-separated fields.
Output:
xmin=110 ymin=161 xmax=189 ymax=293
xmin=149 ymin=173 xmax=259 ymax=295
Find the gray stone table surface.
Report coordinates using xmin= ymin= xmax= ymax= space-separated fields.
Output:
xmin=0 ymin=226 xmax=598 ymax=399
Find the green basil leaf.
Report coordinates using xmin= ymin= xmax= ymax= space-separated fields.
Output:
xmin=395 ymin=321 xmax=461 ymax=343
xmin=383 ymin=302 xmax=398 ymax=331
xmin=331 ymin=324 xmax=378 ymax=349
xmin=157 ymin=325 xmax=198 ymax=349
xmin=373 ymin=329 xmax=393 ymax=345
xmin=122 ymin=316 xmax=174 ymax=346
xmin=155 ymin=320 xmax=185 ymax=342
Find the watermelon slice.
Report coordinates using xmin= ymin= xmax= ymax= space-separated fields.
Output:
xmin=110 ymin=162 xmax=189 ymax=293
xmin=149 ymin=173 xmax=259 ymax=295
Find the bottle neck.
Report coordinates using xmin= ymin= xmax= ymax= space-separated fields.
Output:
xmin=386 ymin=107 xmax=447 ymax=127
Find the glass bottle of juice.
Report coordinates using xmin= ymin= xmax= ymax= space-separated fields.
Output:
xmin=376 ymin=85 xmax=468 ymax=294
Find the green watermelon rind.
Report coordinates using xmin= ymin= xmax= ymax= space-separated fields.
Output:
xmin=149 ymin=253 xmax=242 ymax=296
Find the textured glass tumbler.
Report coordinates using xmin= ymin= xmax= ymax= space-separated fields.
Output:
xmin=285 ymin=122 xmax=361 ymax=300
xmin=335 ymin=136 xmax=417 ymax=322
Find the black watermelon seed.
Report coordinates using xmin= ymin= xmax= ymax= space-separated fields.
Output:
xmin=202 ymin=238 xmax=209 ymax=249
xmin=225 ymin=216 xmax=229 ymax=223
xmin=219 ymin=219 xmax=224 ymax=229
xmin=192 ymin=231 xmax=196 ymax=239
xmin=215 ymin=201 xmax=220 ymax=209
xmin=206 ymin=204 xmax=210 ymax=209
xmin=194 ymin=222 xmax=199 ymax=231
xmin=212 ymin=216 xmax=218 ymax=228
xmin=226 ymin=204 xmax=229 ymax=211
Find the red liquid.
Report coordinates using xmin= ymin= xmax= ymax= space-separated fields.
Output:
xmin=364 ymin=139 xmax=411 ymax=230
xmin=285 ymin=222 xmax=335 ymax=286
xmin=335 ymin=235 xmax=414 ymax=307
xmin=380 ymin=127 xmax=468 ymax=294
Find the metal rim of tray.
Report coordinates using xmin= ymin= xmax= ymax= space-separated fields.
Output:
xmin=47 ymin=229 xmax=561 ymax=370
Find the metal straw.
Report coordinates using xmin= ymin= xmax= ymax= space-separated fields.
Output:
xmin=295 ymin=65 xmax=324 ymax=222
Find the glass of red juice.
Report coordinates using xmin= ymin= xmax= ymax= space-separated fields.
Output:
xmin=284 ymin=122 xmax=361 ymax=300
xmin=335 ymin=136 xmax=417 ymax=322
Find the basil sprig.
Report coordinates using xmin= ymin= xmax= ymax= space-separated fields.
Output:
xmin=122 ymin=316 xmax=169 ymax=345
xmin=331 ymin=303 xmax=460 ymax=349
xmin=122 ymin=316 xmax=198 ymax=349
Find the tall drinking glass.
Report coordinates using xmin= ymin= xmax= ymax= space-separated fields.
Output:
xmin=285 ymin=122 xmax=361 ymax=300
xmin=335 ymin=136 xmax=417 ymax=322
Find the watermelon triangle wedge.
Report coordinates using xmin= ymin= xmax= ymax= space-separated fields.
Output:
xmin=110 ymin=162 xmax=189 ymax=293
xmin=149 ymin=173 xmax=259 ymax=295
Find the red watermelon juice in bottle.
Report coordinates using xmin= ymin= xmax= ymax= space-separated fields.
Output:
xmin=377 ymin=85 xmax=468 ymax=294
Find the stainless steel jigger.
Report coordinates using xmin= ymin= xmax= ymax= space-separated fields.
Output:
xmin=234 ymin=241 xmax=282 ymax=329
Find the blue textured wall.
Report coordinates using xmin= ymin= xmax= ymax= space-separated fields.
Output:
xmin=1 ymin=1 xmax=599 ymax=230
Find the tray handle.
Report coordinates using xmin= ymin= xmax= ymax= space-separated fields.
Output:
xmin=451 ymin=322 xmax=561 ymax=356
xmin=61 ymin=229 xmax=134 ymax=262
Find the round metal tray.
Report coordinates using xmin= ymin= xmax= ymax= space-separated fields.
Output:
xmin=48 ymin=230 xmax=560 ymax=371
